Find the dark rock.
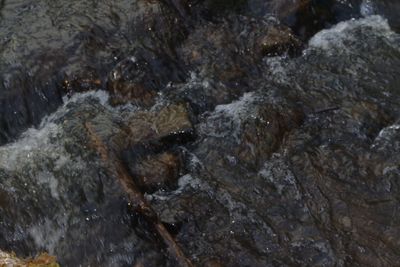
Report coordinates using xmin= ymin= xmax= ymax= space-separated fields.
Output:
xmin=373 ymin=0 xmax=400 ymax=31
xmin=127 ymin=150 xmax=183 ymax=193
xmin=124 ymin=103 xmax=193 ymax=144
xmin=179 ymin=15 xmax=300 ymax=76
xmin=106 ymin=57 xmax=159 ymax=107
xmin=256 ymin=25 xmax=302 ymax=56
xmin=274 ymin=0 xmax=363 ymax=39
xmin=203 ymin=0 xmax=248 ymax=14
xmin=119 ymin=103 xmax=193 ymax=193
xmin=62 ymin=67 xmax=102 ymax=94
xmin=202 ymin=258 xmax=223 ymax=267
xmin=0 ymin=69 xmax=63 ymax=145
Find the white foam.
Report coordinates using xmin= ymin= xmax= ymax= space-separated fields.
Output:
xmin=0 ymin=122 xmax=61 ymax=171
xmin=308 ymin=15 xmax=392 ymax=52
xmin=28 ymin=218 xmax=66 ymax=254
xmin=36 ymin=171 xmax=60 ymax=199
xmin=372 ymin=123 xmax=400 ymax=150
xmin=360 ymin=0 xmax=376 ymax=17
xmin=213 ymin=92 xmax=256 ymax=119
xmin=199 ymin=92 xmax=259 ymax=141
xmin=0 ymin=91 xmax=111 ymax=171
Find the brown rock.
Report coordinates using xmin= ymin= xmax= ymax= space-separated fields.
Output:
xmin=107 ymin=57 xmax=158 ymax=107
xmin=257 ymin=26 xmax=301 ymax=56
xmin=270 ymin=0 xmax=310 ymax=19
xmin=0 ymin=250 xmax=59 ymax=267
xmin=124 ymin=103 xmax=193 ymax=144
xmin=235 ymin=104 xmax=304 ymax=167
xmin=62 ymin=68 xmax=102 ymax=94
xmin=202 ymin=258 xmax=224 ymax=267
xmin=129 ymin=151 xmax=183 ymax=193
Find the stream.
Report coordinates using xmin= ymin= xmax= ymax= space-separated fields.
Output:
xmin=0 ymin=0 xmax=400 ymax=266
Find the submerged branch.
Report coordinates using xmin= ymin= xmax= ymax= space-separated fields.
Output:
xmin=84 ymin=122 xmax=193 ymax=267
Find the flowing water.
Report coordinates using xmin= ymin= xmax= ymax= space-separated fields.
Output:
xmin=0 ymin=0 xmax=400 ymax=266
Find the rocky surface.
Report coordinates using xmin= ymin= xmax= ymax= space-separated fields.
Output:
xmin=0 ymin=0 xmax=399 ymax=266
xmin=0 ymin=250 xmax=59 ymax=267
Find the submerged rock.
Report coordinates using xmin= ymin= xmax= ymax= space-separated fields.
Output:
xmin=123 ymin=103 xmax=194 ymax=145
xmin=126 ymin=150 xmax=183 ymax=193
xmin=0 ymin=1 xmax=400 ymax=267
xmin=107 ymin=56 xmax=158 ymax=106
xmin=62 ymin=68 xmax=102 ymax=94
xmin=257 ymin=25 xmax=302 ymax=56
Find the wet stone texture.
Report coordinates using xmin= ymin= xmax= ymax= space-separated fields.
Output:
xmin=0 ymin=0 xmax=400 ymax=266
xmin=148 ymin=15 xmax=400 ymax=266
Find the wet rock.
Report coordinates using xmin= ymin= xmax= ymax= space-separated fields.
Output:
xmin=0 ymin=250 xmax=59 ymax=267
xmin=256 ymin=25 xmax=301 ymax=56
xmin=62 ymin=68 xmax=102 ymax=94
xmin=126 ymin=150 xmax=183 ymax=193
xmin=179 ymin=15 xmax=300 ymax=75
xmin=202 ymin=258 xmax=223 ymax=267
xmin=273 ymin=0 xmax=362 ymax=39
xmin=0 ymin=69 xmax=64 ymax=145
xmin=124 ymin=103 xmax=194 ymax=145
xmin=0 ymin=0 xmax=189 ymax=145
xmin=373 ymin=0 xmax=400 ymax=31
xmin=75 ymin=100 xmax=193 ymax=194
xmin=173 ymin=15 xmax=303 ymax=117
xmin=70 ymin=100 xmax=194 ymax=157
xmin=106 ymin=57 xmax=159 ymax=107
xmin=270 ymin=0 xmax=311 ymax=19
xmin=1 ymin=1 xmax=400 ymax=266
xmin=202 ymin=0 xmax=248 ymax=14
xmin=149 ymin=15 xmax=400 ymax=267
xmin=162 ymin=0 xmax=191 ymax=19
xmin=106 ymin=46 xmax=188 ymax=106
xmin=195 ymin=92 xmax=304 ymax=173
xmin=118 ymin=104 xmax=193 ymax=193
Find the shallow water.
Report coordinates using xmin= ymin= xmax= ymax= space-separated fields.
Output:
xmin=0 ymin=0 xmax=400 ymax=266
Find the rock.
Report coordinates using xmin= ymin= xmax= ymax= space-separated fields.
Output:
xmin=76 ymin=101 xmax=193 ymax=157
xmin=195 ymin=92 xmax=304 ymax=173
xmin=124 ymin=103 xmax=194 ymax=145
xmin=203 ymin=0 xmax=248 ymax=14
xmin=106 ymin=57 xmax=158 ymax=107
xmin=0 ymin=0 xmax=184 ymax=145
xmin=270 ymin=0 xmax=310 ymax=19
xmin=119 ymin=104 xmax=193 ymax=193
xmin=62 ymin=68 xmax=102 ymax=94
xmin=272 ymin=0 xmax=362 ymax=39
xmin=175 ymin=15 xmax=303 ymax=116
xmin=0 ymin=69 xmax=63 ymax=145
xmin=80 ymin=102 xmax=193 ymax=193
xmin=256 ymin=25 xmax=301 ymax=56
xmin=373 ymin=0 xmax=400 ymax=31
xmin=126 ymin=150 xmax=183 ymax=193
xmin=202 ymin=258 xmax=223 ymax=267
xmin=0 ymin=250 xmax=59 ymax=267
xmin=165 ymin=0 xmax=191 ymax=19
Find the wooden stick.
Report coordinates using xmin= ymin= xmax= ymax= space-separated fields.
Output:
xmin=85 ymin=122 xmax=193 ymax=267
